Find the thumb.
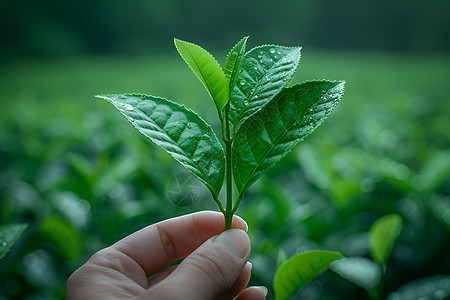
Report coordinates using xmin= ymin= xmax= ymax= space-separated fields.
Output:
xmin=145 ymin=229 xmax=251 ymax=299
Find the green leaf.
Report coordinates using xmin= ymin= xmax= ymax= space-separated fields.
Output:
xmin=174 ymin=38 xmax=229 ymax=111
xmin=223 ymin=36 xmax=248 ymax=94
xmin=331 ymin=256 xmax=381 ymax=290
xmin=232 ymin=80 xmax=345 ymax=194
xmin=0 ymin=223 xmax=28 ymax=260
xmin=97 ymin=93 xmax=225 ymax=198
xmin=229 ymin=45 xmax=301 ymax=128
xmin=369 ymin=214 xmax=403 ymax=265
xmin=387 ymin=275 xmax=450 ymax=300
xmin=274 ymin=250 xmax=343 ymax=300
xmin=40 ymin=216 xmax=83 ymax=260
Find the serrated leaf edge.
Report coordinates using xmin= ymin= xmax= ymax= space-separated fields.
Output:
xmin=234 ymin=80 xmax=345 ymax=193
xmin=174 ymin=38 xmax=229 ymax=111
xmin=223 ymin=36 xmax=249 ymax=92
xmin=274 ymin=250 xmax=343 ymax=300
xmin=96 ymin=93 xmax=226 ymax=197
xmin=232 ymin=44 xmax=302 ymax=130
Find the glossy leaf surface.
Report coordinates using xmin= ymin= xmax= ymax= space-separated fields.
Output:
xmin=0 ymin=223 xmax=28 ymax=260
xmin=369 ymin=213 xmax=403 ymax=265
xmin=223 ymin=36 xmax=248 ymax=94
xmin=174 ymin=38 xmax=229 ymax=111
xmin=229 ymin=45 xmax=301 ymax=128
xmin=274 ymin=250 xmax=343 ymax=300
xmin=232 ymin=80 xmax=345 ymax=193
xmin=331 ymin=256 xmax=381 ymax=290
xmin=97 ymin=94 xmax=225 ymax=197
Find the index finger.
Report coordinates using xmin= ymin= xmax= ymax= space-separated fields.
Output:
xmin=112 ymin=211 xmax=247 ymax=276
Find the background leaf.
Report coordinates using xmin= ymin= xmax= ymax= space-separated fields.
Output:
xmin=387 ymin=275 xmax=450 ymax=300
xmin=229 ymin=45 xmax=301 ymax=128
xmin=223 ymin=36 xmax=248 ymax=93
xmin=174 ymin=38 xmax=229 ymax=111
xmin=331 ymin=256 xmax=381 ymax=290
xmin=232 ymin=80 xmax=345 ymax=193
xmin=40 ymin=216 xmax=83 ymax=260
xmin=369 ymin=214 xmax=403 ymax=265
xmin=273 ymin=250 xmax=343 ymax=300
xmin=97 ymin=93 xmax=225 ymax=198
xmin=0 ymin=224 xmax=28 ymax=260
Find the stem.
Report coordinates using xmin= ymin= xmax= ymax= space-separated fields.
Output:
xmin=231 ymin=192 xmax=244 ymax=214
xmin=368 ymin=288 xmax=379 ymax=300
xmin=223 ymin=103 xmax=233 ymax=230
xmin=376 ymin=263 xmax=386 ymax=299
xmin=212 ymin=193 xmax=225 ymax=214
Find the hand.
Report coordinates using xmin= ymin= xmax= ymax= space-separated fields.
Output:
xmin=66 ymin=211 xmax=267 ymax=300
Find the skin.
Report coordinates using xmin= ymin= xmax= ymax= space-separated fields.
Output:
xmin=66 ymin=211 xmax=267 ymax=300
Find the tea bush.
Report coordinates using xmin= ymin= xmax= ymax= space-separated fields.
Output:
xmin=0 ymin=51 xmax=449 ymax=299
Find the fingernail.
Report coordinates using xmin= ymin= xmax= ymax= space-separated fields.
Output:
xmin=257 ymin=286 xmax=268 ymax=296
xmin=214 ymin=229 xmax=250 ymax=260
xmin=246 ymin=261 xmax=253 ymax=271
xmin=232 ymin=215 xmax=248 ymax=232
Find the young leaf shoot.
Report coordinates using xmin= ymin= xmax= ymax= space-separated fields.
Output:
xmin=98 ymin=37 xmax=345 ymax=230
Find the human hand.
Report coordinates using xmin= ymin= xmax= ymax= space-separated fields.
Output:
xmin=66 ymin=211 xmax=267 ymax=300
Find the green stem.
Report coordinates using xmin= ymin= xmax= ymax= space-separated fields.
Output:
xmin=224 ymin=140 xmax=233 ymax=229
xmin=367 ymin=288 xmax=379 ymax=300
xmin=376 ymin=263 xmax=386 ymax=299
xmin=212 ymin=193 xmax=225 ymax=214
xmin=231 ymin=192 xmax=244 ymax=214
xmin=223 ymin=103 xmax=233 ymax=230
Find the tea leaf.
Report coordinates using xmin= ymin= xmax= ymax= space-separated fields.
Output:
xmin=97 ymin=94 xmax=225 ymax=198
xmin=0 ymin=223 xmax=28 ymax=260
xmin=274 ymin=250 xmax=343 ymax=300
xmin=331 ymin=256 xmax=381 ymax=290
xmin=369 ymin=214 xmax=403 ymax=265
xmin=232 ymin=80 xmax=345 ymax=194
xmin=174 ymin=38 xmax=229 ymax=111
xmin=40 ymin=216 xmax=83 ymax=260
xmin=229 ymin=45 xmax=301 ymax=128
xmin=223 ymin=36 xmax=248 ymax=93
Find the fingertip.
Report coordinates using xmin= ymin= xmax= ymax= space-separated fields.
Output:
xmin=232 ymin=214 xmax=248 ymax=232
xmin=236 ymin=286 xmax=268 ymax=299
xmin=257 ymin=286 xmax=268 ymax=296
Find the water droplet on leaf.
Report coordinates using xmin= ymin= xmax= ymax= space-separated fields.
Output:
xmin=124 ymin=104 xmax=133 ymax=110
xmin=270 ymin=49 xmax=276 ymax=54
xmin=1 ymin=241 xmax=7 ymax=247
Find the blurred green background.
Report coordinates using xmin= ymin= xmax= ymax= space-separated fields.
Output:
xmin=1 ymin=0 xmax=449 ymax=299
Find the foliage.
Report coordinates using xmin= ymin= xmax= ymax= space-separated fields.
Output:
xmin=274 ymin=250 xmax=343 ymax=300
xmin=99 ymin=38 xmax=344 ymax=230
xmin=0 ymin=224 xmax=28 ymax=260
xmin=0 ymin=49 xmax=449 ymax=299
xmin=369 ymin=214 xmax=402 ymax=266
